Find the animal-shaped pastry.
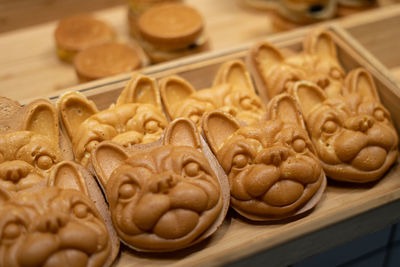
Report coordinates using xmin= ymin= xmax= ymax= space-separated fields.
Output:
xmin=247 ymin=29 xmax=345 ymax=103
xmin=159 ymin=59 xmax=265 ymax=127
xmin=58 ymin=73 xmax=168 ymax=167
xmin=0 ymin=161 xmax=119 ymax=267
xmin=202 ymin=94 xmax=326 ymax=221
xmin=91 ymin=118 xmax=229 ymax=252
xmin=290 ymin=68 xmax=398 ymax=183
xmin=0 ymin=97 xmax=65 ymax=192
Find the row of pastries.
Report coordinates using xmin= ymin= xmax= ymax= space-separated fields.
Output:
xmin=0 ymin=28 xmax=398 ymax=266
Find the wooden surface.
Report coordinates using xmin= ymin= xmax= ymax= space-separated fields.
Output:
xmin=1 ymin=0 xmax=399 ymax=101
xmin=0 ymin=0 xmax=125 ymax=33
xmin=0 ymin=0 xmax=273 ymax=101
xmin=41 ymin=26 xmax=400 ymax=266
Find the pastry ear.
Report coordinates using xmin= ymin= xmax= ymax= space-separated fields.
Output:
xmin=116 ymin=73 xmax=162 ymax=109
xmin=48 ymin=161 xmax=89 ymax=196
xmin=202 ymin=110 xmax=241 ymax=154
xmin=91 ymin=141 xmax=129 ymax=187
xmin=290 ymin=81 xmax=327 ymax=117
xmin=267 ymin=93 xmax=306 ymax=129
xmin=163 ymin=118 xmax=201 ymax=150
xmin=0 ymin=97 xmax=25 ymax=132
xmin=57 ymin=91 xmax=98 ymax=140
xmin=23 ymin=99 xmax=60 ymax=145
xmin=305 ymin=29 xmax=337 ymax=61
xmin=213 ymin=59 xmax=255 ymax=93
xmin=344 ymin=68 xmax=379 ymax=101
xmin=251 ymin=42 xmax=284 ymax=72
xmin=159 ymin=75 xmax=196 ymax=118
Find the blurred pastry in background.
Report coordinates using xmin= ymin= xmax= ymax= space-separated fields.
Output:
xmin=127 ymin=0 xmax=182 ymax=38
xmin=135 ymin=2 xmax=209 ymax=63
xmin=73 ymin=42 xmax=141 ymax=82
xmin=54 ymin=14 xmax=115 ymax=63
xmin=243 ymin=0 xmax=378 ymax=30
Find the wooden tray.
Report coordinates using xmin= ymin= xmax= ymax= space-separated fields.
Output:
xmin=338 ymin=4 xmax=400 ymax=85
xmin=35 ymin=25 xmax=400 ymax=266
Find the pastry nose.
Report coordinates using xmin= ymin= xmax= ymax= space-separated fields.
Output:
xmin=346 ymin=116 xmax=374 ymax=132
xmin=37 ymin=213 xmax=68 ymax=233
xmin=258 ymin=147 xmax=289 ymax=166
xmin=316 ymin=77 xmax=330 ymax=89
xmin=149 ymin=173 xmax=178 ymax=194
xmin=0 ymin=161 xmax=31 ymax=183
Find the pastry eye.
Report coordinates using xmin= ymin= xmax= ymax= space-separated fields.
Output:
xmin=184 ymin=162 xmax=201 ymax=177
xmin=73 ymin=203 xmax=91 ymax=219
xmin=144 ymin=120 xmax=160 ymax=134
xmin=330 ymin=68 xmax=343 ymax=80
xmin=119 ymin=183 xmax=137 ymax=199
xmin=373 ymin=108 xmax=387 ymax=122
xmin=36 ymin=155 xmax=54 ymax=170
xmin=322 ymin=120 xmax=338 ymax=134
xmin=232 ymin=153 xmax=249 ymax=169
xmin=240 ymin=97 xmax=253 ymax=110
xmin=86 ymin=140 xmax=100 ymax=152
xmin=292 ymin=138 xmax=306 ymax=153
xmin=2 ymin=222 xmax=24 ymax=240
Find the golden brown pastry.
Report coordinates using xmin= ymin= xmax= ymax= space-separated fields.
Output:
xmin=159 ymin=59 xmax=265 ymax=128
xmin=0 ymin=97 xmax=63 ymax=192
xmin=0 ymin=161 xmax=117 ymax=267
xmin=91 ymin=118 xmax=229 ymax=251
xmin=202 ymin=93 xmax=326 ymax=221
xmin=58 ymin=73 xmax=168 ymax=167
xmin=127 ymin=0 xmax=182 ymax=38
xmin=54 ymin=14 xmax=115 ymax=63
xmin=290 ymin=68 xmax=398 ymax=182
xmin=73 ymin=42 xmax=142 ymax=82
xmin=136 ymin=2 xmax=209 ymax=63
xmin=248 ymin=29 xmax=345 ymax=103
xmin=0 ymin=97 xmax=119 ymax=266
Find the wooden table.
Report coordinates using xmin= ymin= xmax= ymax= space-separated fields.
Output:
xmin=1 ymin=1 xmax=400 ymax=266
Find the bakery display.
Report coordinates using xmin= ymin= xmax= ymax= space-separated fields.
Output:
xmin=248 ymin=29 xmax=345 ymax=103
xmin=73 ymin=42 xmax=142 ymax=82
xmin=91 ymin=118 xmax=229 ymax=251
xmin=159 ymin=59 xmax=265 ymax=127
xmin=57 ymin=73 xmax=167 ymax=167
xmin=135 ymin=2 xmax=209 ymax=63
xmin=0 ymin=97 xmax=119 ymax=266
xmin=202 ymin=94 xmax=326 ymax=221
xmin=290 ymin=68 xmax=398 ymax=183
xmin=54 ymin=14 xmax=115 ymax=63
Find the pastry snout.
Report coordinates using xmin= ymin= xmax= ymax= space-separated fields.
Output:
xmin=19 ymin=221 xmax=107 ymax=267
xmin=0 ymin=160 xmax=34 ymax=183
xmin=334 ymin=122 xmax=397 ymax=170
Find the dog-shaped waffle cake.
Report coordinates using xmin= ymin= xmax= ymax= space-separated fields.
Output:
xmin=91 ymin=118 xmax=229 ymax=252
xmin=290 ymin=68 xmax=398 ymax=183
xmin=248 ymin=29 xmax=345 ymax=103
xmin=58 ymin=73 xmax=168 ymax=167
xmin=159 ymin=59 xmax=265 ymax=128
xmin=202 ymin=93 xmax=326 ymax=221
xmin=0 ymin=161 xmax=119 ymax=267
